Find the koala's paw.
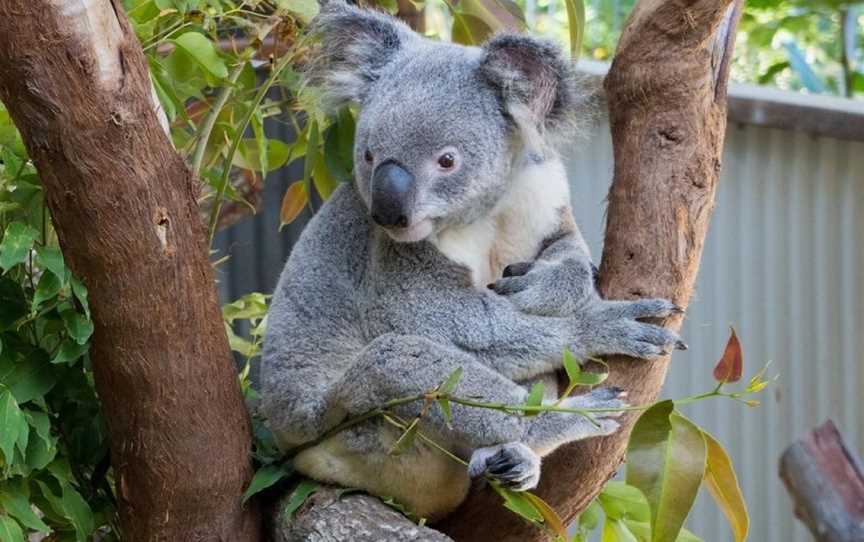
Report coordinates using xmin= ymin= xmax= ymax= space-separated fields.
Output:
xmin=468 ymin=442 xmax=540 ymax=491
xmin=560 ymin=387 xmax=628 ymax=438
xmin=579 ymin=299 xmax=687 ymax=359
xmin=490 ymin=258 xmax=595 ymax=316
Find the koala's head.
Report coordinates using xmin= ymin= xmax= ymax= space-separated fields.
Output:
xmin=308 ymin=2 xmax=584 ymax=242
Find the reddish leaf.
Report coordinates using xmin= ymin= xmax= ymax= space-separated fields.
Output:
xmin=279 ymin=181 xmax=307 ymax=228
xmin=713 ymin=328 xmax=743 ymax=383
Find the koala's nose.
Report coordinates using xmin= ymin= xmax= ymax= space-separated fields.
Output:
xmin=371 ymin=161 xmax=413 ymax=228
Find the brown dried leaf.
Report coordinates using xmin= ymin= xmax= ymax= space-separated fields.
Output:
xmin=279 ymin=181 xmax=307 ymax=228
xmin=713 ymin=328 xmax=743 ymax=383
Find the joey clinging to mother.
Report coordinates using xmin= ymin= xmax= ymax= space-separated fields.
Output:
xmin=260 ymin=1 xmax=686 ymax=521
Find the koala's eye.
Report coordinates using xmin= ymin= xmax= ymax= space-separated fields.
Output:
xmin=437 ymin=152 xmax=456 ymax=170
xmin=364 ymin=150 xmax=374 ymax=164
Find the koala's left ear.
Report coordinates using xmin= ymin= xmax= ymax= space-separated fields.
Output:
xmin=479 ymin=34 xmax=583 ymax=144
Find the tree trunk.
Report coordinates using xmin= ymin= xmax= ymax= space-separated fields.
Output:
xmin=275 ymin=0 xmax=743 ymax=539
xmin=0 ymin=2 xmax=260 ymax=540
xmin=780 ymin=420 xmax=864 ymax=541
xmin=440 ymin=1 xmax=743 ymax=539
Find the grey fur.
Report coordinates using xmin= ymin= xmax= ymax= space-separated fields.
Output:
xmin=261 ymin=2 xmax=684 ymax=518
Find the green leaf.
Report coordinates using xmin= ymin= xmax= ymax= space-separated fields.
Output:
xmin=1 ymin=351 xmax=57 ymax=403
xmin=222 ymin=293 xmax=269 ymax=323
xmin=491 ymin=483 xmax=541 ymax=523
xmin=276 ymin=0 xmax=320 ymax=23
xmin=702 ymin=430 xmax=748 ymax=542
xmin=0 ymin=516 xmax=24 ymax=542
xmin=0 ymin=222 xmax=38 ymax=272
xmin=70 ymin=276 xmax=90 ymax=317
xmin=33 ymin=271 xmax=62 ymax=309
xmin=599 ymin=481 xmax=650 ymax=522
xmin=172 ymin=32 xmax=228 ymax=79
xmin=35 ymin=480 xmax=94 ymax=542
xmin=34 ymin=246 xmax=66 ymax=279
xmin=51 ymin=338 xmax=89 ymax=365
xmin=242 ymin=464 xmax=291 ymax=503
xmin=0 ymin=389 xmax=25 ymax=463
xmin=602 ymin=518 xmax=638 ymax=542
xmin=60 ymin=309 xmax=93 ymax=345
xmin=578 ymin=500 xmax=601 ymax=531
xmin=626 ymin=402 xmax=707 ymax=542
xmin=439 ymin=367 xmax=463 ymax=395
xmin=389 ymin=418 xmax=419 ymax=456
xmin=0 ymin=482 xmax=50 ymax=532
xmin=24 ymin=409 xmax=56 ymax=470
xmin=235 ymin=139 xmax=291 ymax=173
xmin=280 ymin=479 xmax=319 ymax=519
xmin=438 ymin=397 xmax=453 ymax=425
xmin=562 ymin=349 xmax=581 ymax=384
xmin=523 ymin=381 xmax=544 ymax=417
xmin=563 ymin=351 xmax=608 ymax=387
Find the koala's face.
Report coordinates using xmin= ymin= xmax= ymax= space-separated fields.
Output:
xmin=310 ymin=3 xmax=580 ymax=243
xmin=353 ymin=44 xmax=511 ymax=242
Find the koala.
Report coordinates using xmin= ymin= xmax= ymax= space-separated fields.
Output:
xmin=261 ymin=2 xmax=686 ymax=521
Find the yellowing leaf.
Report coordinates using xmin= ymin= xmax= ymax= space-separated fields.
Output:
xmin=279 ymin=182 xmax=308 ymax=228
xmin=713 ymin=328 xmax=743 ymax=383
xmin=523 ymin=492 xmax=568 ymax=541
xmin=703 ymin=431 xmax=749 ymax=542
xmin=626 ymin=402 xmax=707 ymax=542
xmin=563 ymin=0 xmax=586 ymax=59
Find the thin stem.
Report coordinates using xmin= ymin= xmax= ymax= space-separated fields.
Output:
xmin=206 ymin=52 xmax=295 ymax=245
xmin=190 ymin=59 xmax=248 ymax=177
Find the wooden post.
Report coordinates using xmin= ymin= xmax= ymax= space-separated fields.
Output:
xmin=780 ymin=420 xmax=864 ymax=542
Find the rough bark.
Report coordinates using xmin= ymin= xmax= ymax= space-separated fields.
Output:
xmin=273 ymin=487 xmax=453 ymax=541
xmin=0 ymin=1 xmax=259 ymax=541
xmin=439 ymin=1 xmax=743 ymax=539
xmin=779 ymin=420 xmax=864 ymax=541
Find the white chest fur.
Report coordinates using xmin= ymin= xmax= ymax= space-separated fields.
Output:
xmin=432 ymin=158 xmax=571 ymax=288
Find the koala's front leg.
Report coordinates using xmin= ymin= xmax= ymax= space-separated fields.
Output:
xmin=491 ymin=231 xmax=603 ymax=316
xmin=336 ymin=333 xmax=530 ymax=448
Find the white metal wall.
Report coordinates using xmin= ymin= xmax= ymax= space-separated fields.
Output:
xmin=567 ymin=118 xmax=864 ymax=542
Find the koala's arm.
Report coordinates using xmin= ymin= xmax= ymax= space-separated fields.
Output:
xmin=334 ymin=333 xmax=624 ymax=456
xmin=435 ymin=273 xmax=683 ymax=382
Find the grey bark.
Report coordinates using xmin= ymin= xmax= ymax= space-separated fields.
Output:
xmin=779 ymin=420 xmax=864 ymax=542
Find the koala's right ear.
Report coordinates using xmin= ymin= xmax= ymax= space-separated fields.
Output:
xmin=306 ymin=1 xmax=417 ymax=110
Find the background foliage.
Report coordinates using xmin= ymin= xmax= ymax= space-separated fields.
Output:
xmin=0 ymin=0 xmax=784 ymax=540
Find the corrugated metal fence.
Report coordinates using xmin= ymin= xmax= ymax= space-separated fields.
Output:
xmin=214 ymin=96 xmax=864 ymax=542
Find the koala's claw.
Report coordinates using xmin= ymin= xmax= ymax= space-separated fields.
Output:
xmin=468 ymin=442 xmax=540 ymax=491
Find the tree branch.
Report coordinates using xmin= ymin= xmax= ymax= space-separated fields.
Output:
xmin=0 ymin=1 xmax=259 ymax=539
xmin=439 ymin=0 xmax=744 ymax=539
xmin=780 ymin=420 xmax=864 ymax=541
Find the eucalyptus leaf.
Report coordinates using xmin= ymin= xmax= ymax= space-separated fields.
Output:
xmin=243 ymin=464 xmax=291 ymax=503
xmin=626 ymin=402 xmax=707 ymax=542
xmin=281 ymin=479 xmax=319 ymax=520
